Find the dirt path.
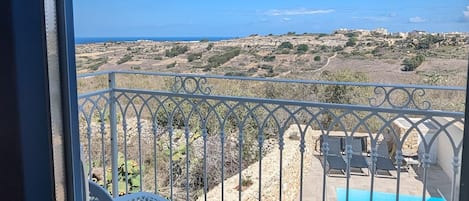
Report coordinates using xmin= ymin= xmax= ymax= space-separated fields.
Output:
xmin=312 ymin=52 xmax=337 ymax=73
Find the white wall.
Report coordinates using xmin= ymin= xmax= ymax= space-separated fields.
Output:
xmin=436 ymin=118 xmax=463 ymax=184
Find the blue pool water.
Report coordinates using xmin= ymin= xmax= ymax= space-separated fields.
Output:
xmin=336 ymin=188 xmax=445 ymax=201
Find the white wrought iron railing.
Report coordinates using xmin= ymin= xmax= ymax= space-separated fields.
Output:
xmin=78 ymin=70 xmax=465 ymax=201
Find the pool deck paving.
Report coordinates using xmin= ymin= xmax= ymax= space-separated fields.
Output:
xmin=300 ymin=151 xmax=453 ymax=201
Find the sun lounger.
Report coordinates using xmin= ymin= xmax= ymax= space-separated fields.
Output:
xmin=374 ymin=141 xmax=396 ymax=177
xmin=321 ymin=136 xmax=347 ymax=176
xmin=348 ymin=137 xmax=369 ymax=175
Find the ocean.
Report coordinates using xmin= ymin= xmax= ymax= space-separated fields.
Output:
xmin=75 ymin=36 xmax=237 ymax=44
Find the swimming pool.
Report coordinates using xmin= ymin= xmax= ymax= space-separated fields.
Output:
xmin=336 ymin=188 xmax=445 ymax=201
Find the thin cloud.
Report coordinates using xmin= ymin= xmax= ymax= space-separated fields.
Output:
xmin=464 ymin=6 xmax=469 ymax=21
xmin=409 ymin=16 xmax=426 ymax=23
xmin=352 ymin=16 xmax=391 ymax=22
xmin=265 ymin=8 xmax=334 ymax=16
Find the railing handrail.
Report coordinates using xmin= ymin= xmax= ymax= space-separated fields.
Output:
xmin=76 ymin=70 xmax=466 ymax=91
xmin=111 ymin=88 xmax=464 ymax=117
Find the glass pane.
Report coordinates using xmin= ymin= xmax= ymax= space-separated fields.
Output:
xmin=73 ymin=1 xmax=467 ymax=200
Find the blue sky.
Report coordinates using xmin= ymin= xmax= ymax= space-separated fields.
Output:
xmin=74 ymin=0 xmax=469 ymax=37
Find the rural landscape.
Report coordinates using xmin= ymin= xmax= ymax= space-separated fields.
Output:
xmin=77 ymin=29 xmax=468 ymax=86
xmin=77 ymin=29 xmax=468 ymax=200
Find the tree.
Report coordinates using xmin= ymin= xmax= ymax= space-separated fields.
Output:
xmin=345 ymin=37 xmax=357 ymax=47
xmin=314 ymin=55 xmax=321 ymax=61
xmin=296 ymin=44 xmax=309 ymax=54
xmin=278 ymin=41 xmax=293 ymax=49
xmin=401 ymin=54 xmax=425 ymax=71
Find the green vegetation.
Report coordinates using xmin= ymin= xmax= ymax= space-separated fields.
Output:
xmin=199 ymin=38 xmax=209 ymax=42
xmin=117 ymin=55 xmax=132 ymax=64
xmin=314 ymin=55 xmax=321 ymax=61
xmin=207 ymin=48 xmax=240 ymax=68
xmin=165 ymin=46 xmax=189 ymax=57
xmin=224 ymin=71 xmax=248 ymax=77
xmin=345 ymin=32 xmax=359 ymax=38
xmin=262 ymin=55 xmax=276 ymax=62
xmin=401 ymin=54 xmax=425 ymax=71
xmin=259 ymin=64 xmax=273 ymax=71
xmin=130 ymin=66 xmax=141 ymax=70
xmin=166 ymin=61 xmax=177 ymax=68
xmin=87 ymin=57 xmax=108 ymax=71
xmin=278 ymin=41 xmax=293 ymax=49
xmin=97 ymin=153 xmax=141 ymax=196
xmin=153 ymin=56 xmax=163 ymax=60
xmin=206 ymin=43 xmax=214 ymax=51
xmin=345 ymin=37 xmax=357 ymax=47
xmin=187 ymin=52 xmax=203 ymax=62
xmin=296 ymin=44 xmax=309 ymax=54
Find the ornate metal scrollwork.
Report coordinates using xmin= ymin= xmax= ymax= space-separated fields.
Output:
xmin=368 ymin=86 xmax=431 ymax=110
xmin=171 ymin=76 xmax=212 ymax=95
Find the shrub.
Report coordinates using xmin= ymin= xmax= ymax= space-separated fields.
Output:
xmin=165 ymin=46 xmax=189 ymax=57
xmin=187 ymin=53 xmax=202 ymax=62
xmin=224 ymin=71 xmax=248 ymax=77
xmin=166 ymin=61 xmax=177 ymax=68
xmin=117 ymin=55 xmax=132 ymax=64
xmin=318 ymin=33 xmax=328 ymax=37
xmin=345 ymin=32 xmax=359 ymax=38
xmin=259 ymin=64 xmax=273 ymax=71
xmin=207 ymin=48 xmax=240 ymax=68
xmin=199 ymin=38 xmax=209 ymax=42
xmin=314 ymin=55 xmax=321 ymax=61
xmin=87 ymin=57 xmax=108 ymax=71
xmin=296 ymin=44 xmax=309 ymax=54
xmin=401 ymin=54 xmax=425 ymax=71
xmin=153 ymin=56 xmax=163 ymax=60
xmin=333 ymin=46 xmax=344 ymax=52
xmin=206 ymin=43 xmax=214 ymax=51
xmin=278 ymin=41 xmax=293 ymax=49
xmin=247 ymin=68 xmax=258 ymax=73
xmin=345 ymin=37 xmax=357 ymax=47
xmin=131 ymin=66 xmax=141 ymax=70
xmin=262 ymin=55 xmax=276 ymax=62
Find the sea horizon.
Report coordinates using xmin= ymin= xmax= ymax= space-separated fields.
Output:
xmin=75 ymin=36 xmax=239 ymax=44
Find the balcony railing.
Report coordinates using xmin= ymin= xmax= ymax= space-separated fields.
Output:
xmin=78 ymin=70 xmax=465 ymax=201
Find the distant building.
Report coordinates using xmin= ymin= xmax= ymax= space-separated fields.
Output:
xmin=372 ymin=28 xmax=389 ymax=36
xmin=409 ymin=30 xmax=426 ymax=37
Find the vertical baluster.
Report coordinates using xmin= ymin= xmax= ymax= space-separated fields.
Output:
xmin=451 ymin=156 xmax=460 ymax=201
xmin=345 ymin=136 xmax=352 ymax=201
xmin=238 ymin=130 xmax=244 ymax=201
xmin=322 ymin=135 xmax=329 ymax=201
xmin=152 ymin=122 xmax=158 ymax=194
xmin=168 ymin=125 xmax=174 ymax=200
xmin=279 ymin=130 xmax=284 ymax=201
xmin=100 ymin=117 xmax=106 ymax=190
xmin=299 ymin=131 xmax=306 ymax=201
xmin=87 ymin=126 xmax=92 ymax=180
xmin=421 ymin=153 xmax=431 ymax=201
xmin=370 ymin=142 xmax=377 ymax=201
xmin=109 ymin=72 xmax=118 ymax=197
xmin=220 ymin=130 xmax=226 ymax=200
xmin=395 ymin=149 xmax=404 ymax=201
xmin=203 ymin=127 xmax=208 ymax=201
xmin=137 ymin=120 xmax=143 ymax=191
xmin=185 ymin=126 xmax=190 ymax=201
xmin=258 ymin=131 xmax=264 ymax=201
xmin=123 ymin=119 xmax=129 ymax=195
